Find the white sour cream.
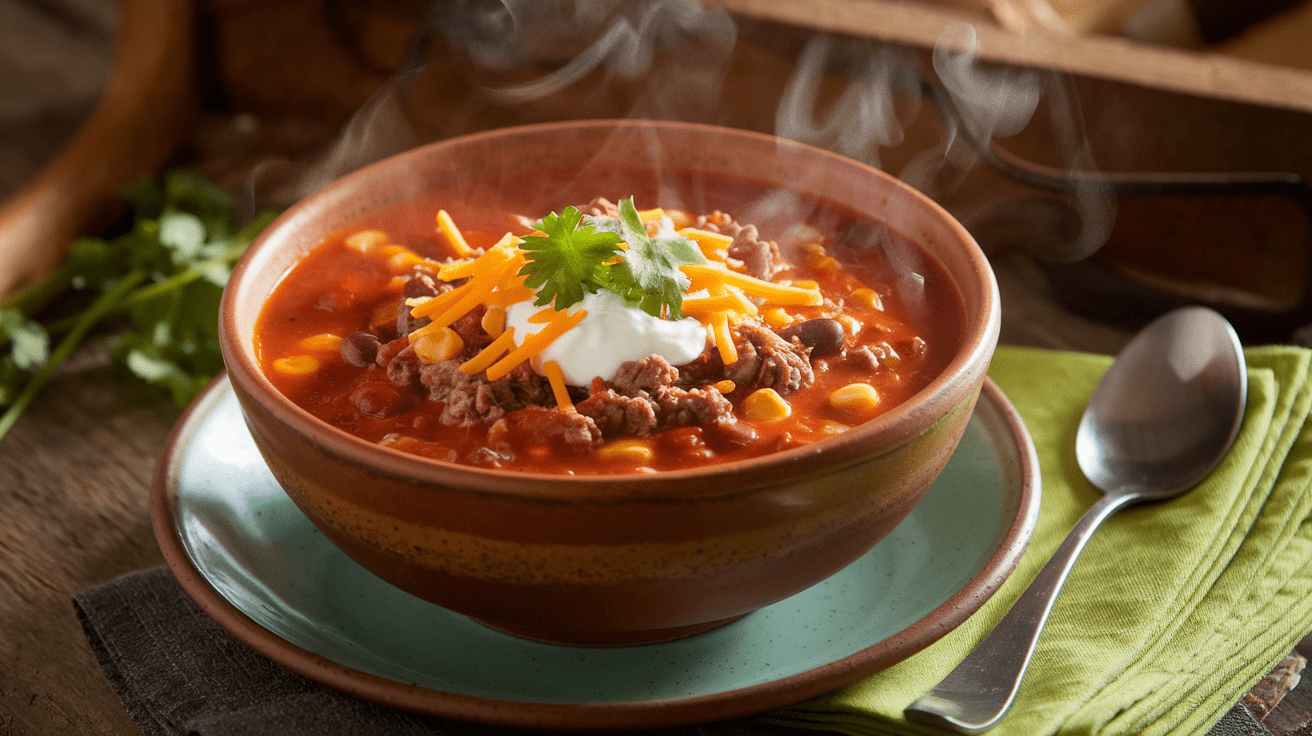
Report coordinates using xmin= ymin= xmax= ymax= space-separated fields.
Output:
xmin=504 ymin=289 xmax=707 ymax=386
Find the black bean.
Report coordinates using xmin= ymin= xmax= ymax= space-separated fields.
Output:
xmin=341 ymin=331 xmax=381 ymax=367
xmin=779 ymin=318 xmax=846 ymax=358
xmin=350 ymin=383 xmax=413 ymax=418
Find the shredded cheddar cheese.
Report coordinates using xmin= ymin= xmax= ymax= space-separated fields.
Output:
xmin=681 ymin=263 xmax=822 ymax=307
xmin=527 ymin=307 xmax=559 ymax=324
xmin=485 ymin=309 xmax=587 ymax=381
xmin=709 ymin=311 xmax=737 ymax=365
xmin=461 ymin=327 xmax=516 ymax=375
xmin=543 ymin=360 xmax=573 ymax=410
xmin=437 ymin=209 xmax=475 ymax=257
xmin=481 ymin=306 xmax=506 ymax=337
xmin=679 ymin=227 xmax=733 ymax=260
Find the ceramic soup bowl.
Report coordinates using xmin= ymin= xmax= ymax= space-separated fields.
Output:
xmin=218 ymin=120 xmax=1000 ymax=646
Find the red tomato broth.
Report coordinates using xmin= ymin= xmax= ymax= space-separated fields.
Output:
xmin=255 ymin=189 xmax=964 ymax=475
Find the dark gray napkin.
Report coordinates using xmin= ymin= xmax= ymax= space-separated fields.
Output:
xmin=74 ymin=567 xmax=1271 ymax=736
xmin=73 ymin=567 xmax=807 ymax=736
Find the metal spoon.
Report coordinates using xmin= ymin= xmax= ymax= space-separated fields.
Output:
xmin=904 ymin=306 xmax=1247 ymax=733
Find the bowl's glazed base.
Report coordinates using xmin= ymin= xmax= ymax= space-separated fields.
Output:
xmin=469 ymin=613 xmax=749 ymax=647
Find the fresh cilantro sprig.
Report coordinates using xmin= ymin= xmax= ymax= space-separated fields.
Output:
xmin=608 ymin=198 xmax=704 ymax=319
xmin=517 ymin=206 xmax=624 ymax=308
xmin=517 ymin=196 xmax=705 ymax=318
xmin=0 ymin=170 xmax=276 ymax=441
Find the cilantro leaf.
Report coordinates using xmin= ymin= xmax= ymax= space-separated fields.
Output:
xmin=607 ymin=197 xmax=705 ymax=318
xmin=0 ymin=310 xmax=49 ymax=369
xmin=517 ymin=206 xmax=624 ymax=309
xmin=0 ymin=169 xmax=276 ymax=442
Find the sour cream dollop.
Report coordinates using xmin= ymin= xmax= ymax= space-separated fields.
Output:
xmin=504 ymin=289 xmax=707 ymax=387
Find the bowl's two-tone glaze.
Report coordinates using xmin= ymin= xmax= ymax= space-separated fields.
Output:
xmin=218 ymin=120 xmax=1000 ymax=646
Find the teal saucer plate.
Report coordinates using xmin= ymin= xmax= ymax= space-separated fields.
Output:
xmin=152 ymin=375 xmax=1039 ymax=730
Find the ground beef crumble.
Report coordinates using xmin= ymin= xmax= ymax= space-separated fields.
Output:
xmin=694 ymin=211 xmax=783 ymax=280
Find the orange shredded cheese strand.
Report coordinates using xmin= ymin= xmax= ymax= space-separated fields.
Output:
xmin=543 ymin=360 xmax=574 ymax=411
xmin=637 ymin=207 xmax=666 ymax=222
xmin=437 ymin=209 xmax=474 ymax=257
xmin=438 ymin=232 xmax=520 ymax=280
xmin=681 ymin=263 xmax=823 ymax=306
xmin=408 ymin=285 xmax=468 ymax=322
xmin=482 ymin=284 xmax=536 ymax=307
xmin=527 ymin=307 xmax=558 ymax=324
xmin=710 ymin=312 xmax=737 ymax=365
xmin=679 ymin=227 xmax=733 ymax=257
xmin=460 ymin=327 xmax=516 ymax=375
xmin=437 ymin=258 xmax=476 ymax=281
xmin=428 ymin=256 xmax=522 ymax=329
xmin=408 ymin=256 xmax=518 ymax=340
xmin=481 ymin=306 xmax=506 ymax=338
xmin=681 ymin=294 xmax=745 ymax=318
xmin=428 ymin=240 xmax=515 ymax=293
xmin=485 ymin=309 xmax=587 ymax=381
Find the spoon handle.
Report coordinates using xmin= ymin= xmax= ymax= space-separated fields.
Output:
xmin=904 ymin=491 xmax=1136 ymax=733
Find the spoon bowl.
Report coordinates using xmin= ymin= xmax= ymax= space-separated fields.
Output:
xmin=1077 ymin=306 xmax=1247 ymax=499
xmin=905 ymin=306 xmax=1246 ymax=733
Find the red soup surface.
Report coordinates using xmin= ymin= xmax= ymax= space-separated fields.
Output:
xmin=255 ymin=192 xmax=963 ymax=475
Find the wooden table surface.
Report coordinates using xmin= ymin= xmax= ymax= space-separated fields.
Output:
xmin=3 ymin=1 xmax=1311 ymax=735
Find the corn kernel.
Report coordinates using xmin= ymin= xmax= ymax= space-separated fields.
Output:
xmin=742 ymin=388 xmax=791 ymax=422
xmin=830 ymin=383 xmax=880 ymax=412
xmin=713 ymin=379 xmax=736 ymax=394
xmin=298 ymin=333 xmax=343 ymax=352
xmin=850 ymin=287 xmax=883 ymax=311
xmin=412 ymin=327 xmax=464 ymax=364
xmin=597 ymin=439 xmax=656 ymax=463
xmin=837 ymin=314 xmax=862 ymax=337
xmin=821 ymin=420 xmax=851 ymax=436
xmin=763 ymin=307 xmax=793 ymax=328
xmin=272 ymin=356 xmax=321 ymax=376
xmin=813 ymin=256 xmax=840 ymax=271
xmin=481 ymin=306 xmax=506 ymax=338
xmin=387 ymin=249 xmax=425 ymax=272
xmin=345 ymin=229 xmax=388 ymax=252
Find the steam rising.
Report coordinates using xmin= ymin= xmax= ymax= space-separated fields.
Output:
xmin=450 ymin=1 xmax=737 ymax=105
xmin=776 ymin=36 xmax=921 ymax=169
xmin=252 ymin=0 xmax=1119 ymax=269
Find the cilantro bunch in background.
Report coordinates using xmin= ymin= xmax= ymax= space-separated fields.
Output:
xmin=0 ymin=170 xmax=276 ymax=440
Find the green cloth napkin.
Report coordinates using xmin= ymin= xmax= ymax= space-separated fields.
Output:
xmin=764 ymin=344 xmax=1312 ymax=736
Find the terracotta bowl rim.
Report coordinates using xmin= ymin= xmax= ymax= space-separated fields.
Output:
xmin=219 ymin=119 xmax=1000 ymax=498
